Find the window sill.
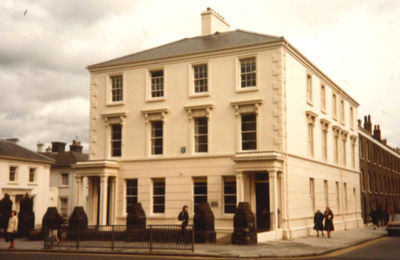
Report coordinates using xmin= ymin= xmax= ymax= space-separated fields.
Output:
xmin=28 ymin=183 xmax=38 ymax=186
xmin=306 ymin=101 xmax=313 ymax=106
xmin=189 ymin=93 xmax=210 ymax=99
xmin=106 ymin=101 xmax=125 ymax=107
xmin=7 ymin=182 xmax=19 ymax=185
xmin=236 ymin=87 xmax=258 ymax=93
xmin=148 ymin=214 xmax=166 ymax=219
xmin=333 ymin=116 xmax=337 ymax=121
xmin=321 ymin=109 xmax=326 ymax=114
xmin=59 ymin=185 xmax=70 ymax=188
xmin=146 ymin=97 xmax=165 ymax=103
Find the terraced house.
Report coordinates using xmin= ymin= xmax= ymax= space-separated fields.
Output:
xmin=359 ymin=115 xmax=400 ymax=223
xmin=75 ymin=8 xmax=362 ymax=241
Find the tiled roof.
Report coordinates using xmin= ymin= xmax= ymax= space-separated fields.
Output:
xmin=0 ymin=140 xmax=54 ymax=163
xmin=41 ymin=151 xmax=88 ymax=168
xmin=88 ymin=29 xmax=281 ymax=69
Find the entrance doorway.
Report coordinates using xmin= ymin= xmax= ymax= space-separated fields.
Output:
xmin=255 ymin=172 xmax=270 ymax=231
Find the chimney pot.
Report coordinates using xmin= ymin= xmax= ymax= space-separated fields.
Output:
xmin=37 ymin=142 xmax=44 ymax=152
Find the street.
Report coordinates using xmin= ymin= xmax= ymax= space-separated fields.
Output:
xmin=0 ymin=237 xmax=399 ymax=260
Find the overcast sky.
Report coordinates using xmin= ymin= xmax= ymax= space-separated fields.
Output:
xmin=1 ymin=0 xmax=399 ymax=152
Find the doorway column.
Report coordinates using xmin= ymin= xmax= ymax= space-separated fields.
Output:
xmin=269 ymin=170 xmax=279 ymax=231
xmin=99 ymin=176 xmax=108 ymax=225
xmin=75 ymin=176 xmax=83 ymax=206
xmin=236 ymin=171 xmax=245 ymax=203
xmin=109 ymin=177 xmax=117 ymax=225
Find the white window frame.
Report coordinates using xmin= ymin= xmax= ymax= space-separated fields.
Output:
xmin=146 ymin=68 xmax=166 ymax=102
xmin=241 ymin=113 xmax=257 ymax=151
xmin=235 ymin=55 xmax=259 ymax=93
xmin=340 ymin=99 xmax=345 ymax=124
xmin=324 ymin=180 xmax=329 ymax=206
xmin=151 ymin=121 xmax=164 ymax=155
xmin=193 ymin=177 xmax=208 ymax=213
xmin=61 ymin=173 xmax=69 ymax=187
xmin=110 ymin=123 xmax=122 ymax=158
xmin=223 ymin=176 xmax=237 ymax=214
xmin=336 ymin=181 xmax=340 ymax=212
xmin=125 ymin=178 xmax=138 ymax=214
xmin=306 ymin=74 xmax=313 ymax=105
xmin=106 ymin=72 xmax=125 ymax=106
xmin=8 ymin=166 xmax=18 ymax=183
xmin=194 ymin=117 xmax=208 ymax=153
xmin=310 ymin=178 xmax=315 ymax=213
xmin=332 ymin=93 xmax=338 ymax=120
xmin=320 ymin=85 xmax=326 ymax=112
xmin=59 ymin=197 xmax=69 ymax=218
xmin=28 ymin=168 xmax=36 ymax=183
xmin=152 ymin=178 xmax=165 ymax=214
xmin=189 ymin=62 xmax=210 ymax=97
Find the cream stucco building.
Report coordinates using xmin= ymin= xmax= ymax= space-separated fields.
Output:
xmin=0 ymin=139 xmax=55 ymax=226
xmin=76 ymin=8 xmax=362 ymax=240
xmin=41 ymin=140 xmax=88 ymax=219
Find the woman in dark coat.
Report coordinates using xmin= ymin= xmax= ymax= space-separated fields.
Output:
xmin=313 ymin=209 xmax=324 ymax=237
xmin=324 ymin=207 xmax=334 ymax=238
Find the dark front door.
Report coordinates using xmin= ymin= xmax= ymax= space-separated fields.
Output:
xmin=255 ymin=173 xmax=270 ymax=231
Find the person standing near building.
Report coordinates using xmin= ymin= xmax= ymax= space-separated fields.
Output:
xmin=6 ymin=210 xmax=18 ymax=249
xmin=324 ymin=207 xmax=334 ymax=238
xmin=313 ymin=209 xmax=324 ymax=237
xmin=178 ymin=205 xmax=189 ymax=243
xmin=369 ymin=208 xmax=378 ymax=229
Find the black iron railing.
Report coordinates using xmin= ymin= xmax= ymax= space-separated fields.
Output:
xmin=44 ymin=224 xmax=194 ymax=252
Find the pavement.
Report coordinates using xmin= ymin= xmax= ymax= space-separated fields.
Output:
xmin=0 ymin=226 xmax=387 ymax=258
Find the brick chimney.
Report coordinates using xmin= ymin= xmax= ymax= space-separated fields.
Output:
xmin=51 ymin=141 xmax=66 ymax=153
xmin=363 ymin=115 xmax=372 ymax=133
xmin=201 ymin=7 xmax=230 ymax=36
xmin=69 ymin=140 xmax=83 ymax=153
xmin=373 ymin=125 xmax=381 ymax=141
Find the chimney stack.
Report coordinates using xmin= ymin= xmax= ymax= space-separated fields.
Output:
xmin=69 ymin=140 xmax=83 ymax=153
xmin=201 ymin=7 xmax=230 ymax=36
xmin=363 ymin=115 xmax=372 ymax=133
xmin=373 ymin=125 xmax=381 ymax=141
xmin=51 ymin=141 xmax=66 ymax=153
xmin=37 ymin=142 xmax=44 ymax=152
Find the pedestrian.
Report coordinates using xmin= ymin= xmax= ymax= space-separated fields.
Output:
xmin=377 ymin=206 xmax=384 ymax=227
xmin=369 ymin=208 xmax=378 ymax=229
xmin=177 ymin=205 xmax=189 ymax=243
xmin=323 ymin=207 xmax=334 ymax=238
xmin=6 ymin=210 xmax=18 ymax=249
xmin=313 ymin=209 xmax=324 ymax=237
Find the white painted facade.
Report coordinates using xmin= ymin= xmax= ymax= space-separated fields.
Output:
xmin=0 ymin=157 xmax=54 ymax=226
xmin=76 ymin=10 xmax=362 ymax=240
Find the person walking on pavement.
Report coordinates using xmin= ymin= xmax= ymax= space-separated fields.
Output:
xmin=369 ymin=208 xmax=378 ymax=229
xmin=6 ymin=210 xmax=18 ymax=249
xmin=324 ymin=207 xmax=334 ymax=238
xmin=313 ymin=209 xmax=324 ymax=237
xmin=177 ymin=205 xmax=189 ymax=243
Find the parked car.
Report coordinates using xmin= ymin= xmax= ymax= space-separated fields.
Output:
xmin=386 ymin=214 xmax=400 ymax=236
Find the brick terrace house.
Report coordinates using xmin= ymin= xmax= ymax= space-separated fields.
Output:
xmin=359 ymin=115 xmax=400 ymax=223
